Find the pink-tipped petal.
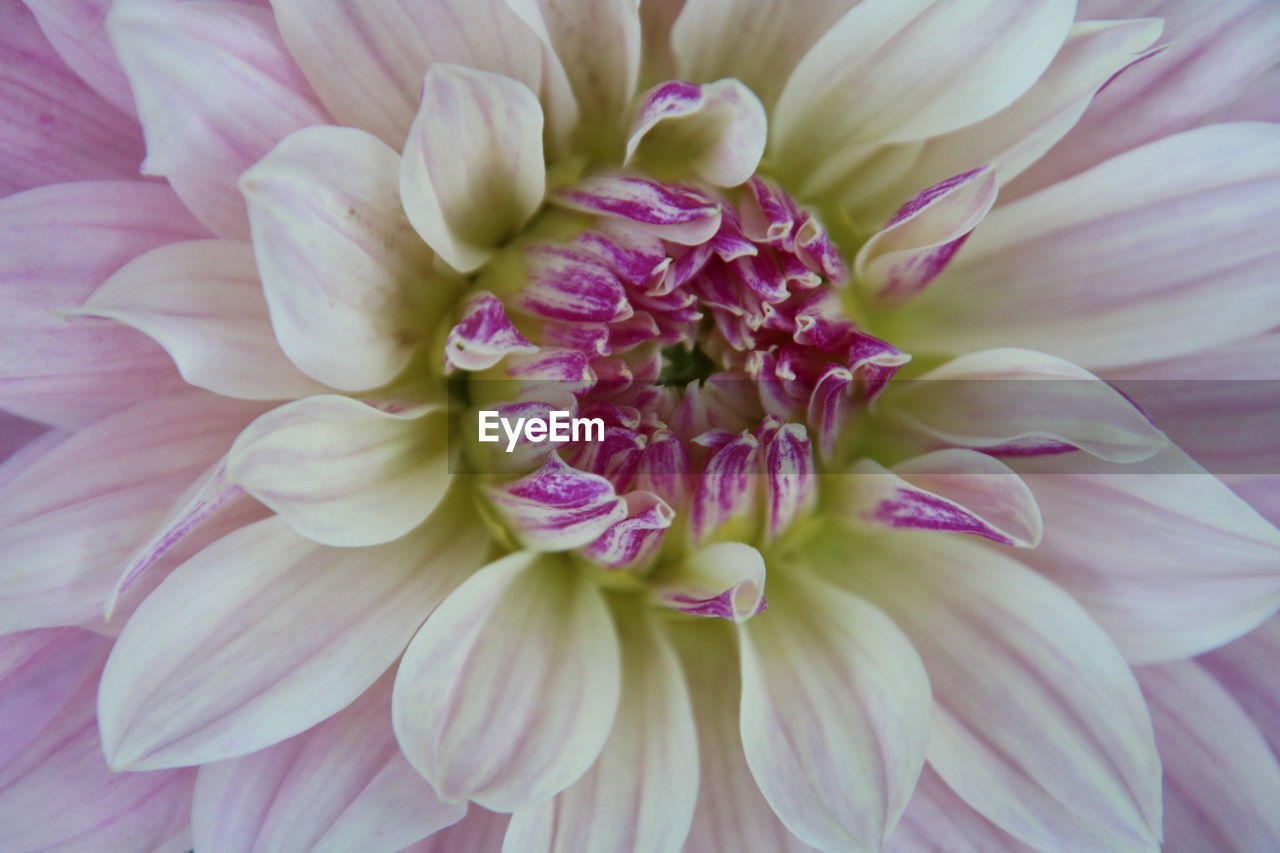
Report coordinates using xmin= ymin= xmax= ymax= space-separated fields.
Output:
xmin=0 ymin=2 xmax=144 ymax=194
xmin=502 ymin=605 xmax=697 ymax=853
xmin=856 ymin=166 xmax=998 ymax=305
xmin=107 ymin=0 xmax=328 ymax=238
xmin=99 ymin=490 xmax=490 ymax=771
xmin=269 ymin=0 xmax=555 ymax=149
xmin=242 ymin=125 xmax=445 ymax=392
xmin=227 ymin=395 xmax=449 ymax=548
xmin=77 ymin=239 xmax=327 ymax=401
xmin=626 ymin=78 xmax=768 ymax=187
xmin=485 ymin=452 xmax=628 ymax=552
xmin=444 ymin=292 xmax=538 ymax=372
xmin=392 ymin=551 xmax=621 ymax=812
xmin=1137 ymin=660 xmax=1280 ymax=853
xmin=0 ymin=180 xmax=205 ymax=429
xmin=885 ymin=348 xmax=1168 ymax=463
xmin=1017 ymin=447 xmax=1280 ymax=663
xmin=0 ymin=392 xmax=264 ymax=634
xmin=828 ymin=533 xmax=1163 ymax=853
xmin=654 ymin=542 xmax=767 ymax=623
xmin=400 ymin=64 xmax=546 ymax=273
xmin=907 ymin=123 xmax=1280 ymax=368
xmin=738 ymin=571 xmax=931 ymax=851
xmin=839 ymin=450 xmax=1043 ymax=547
xmin=772 ymin=0 xmax=1074 ymax=178
xmin=0 ymin=650 xmax=195 ymax=851
xmin=192 ymin=671 xmax=464 ymax=853
xmin=553 ymin=173 xmax=722 ymax=245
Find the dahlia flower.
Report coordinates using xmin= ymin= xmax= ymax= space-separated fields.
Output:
xmin=2 ymin=0 xmax=1279 ymax=850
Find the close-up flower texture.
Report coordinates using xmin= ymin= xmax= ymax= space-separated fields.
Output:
xmin=2 ymin=0 xmax=1280 ymax=851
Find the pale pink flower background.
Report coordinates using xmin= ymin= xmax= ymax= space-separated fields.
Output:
xmin=0 ymin=1 xmax=1279 ymax=851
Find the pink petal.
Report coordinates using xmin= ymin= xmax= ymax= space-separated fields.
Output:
xmin=77 ymin=239 xmax=327 ymax=401
xmin=760 ymin=421 xmax=816 ymax=542
xmin=0 ymin=650 xmax=195 ymax=851
xmin=772 ymin=0 xmax=1075 ymax=182
xmin=553 ymin=172 xmax=722 ymax=245
xmin=1197 ymin=616 xmax=1280 ymax=755
xmin=403 ymin=807 xmax=509 ymax=853
xmin=242 ymin=125 xmax=446 ymax=391
xmin=502 ymin=606 xmax=697 ymax=852
xmin=885 ymin=347 xmax=1168 ymax=462
xmin=0 ymin=2 xmax=144 ymax=194
xmin=690 ymin=431 xmax=760 ymax=544
xmin=23 ymin=0 xmax=137 ymax=115
xmin=227 ymin=396 xmax=449 ymax=548
xmin=578 ymin=490 xmax=674 ymax=571
xmin=0 ymin=412 xmax=48 ymax=466
xmin=99 ymin=490 xmax=490 ymax=771
xmin=0 ymin=180 xmax=205 ymax=429
xmin=1137 ymin=660 xmax=1280 ymax=852
xmin=625 ymin=78 xmax=768 ymax=187
xmin=515 ymin=243 xmax=633 ymax=324
xmin=906 ymin=123 xmax=1280 ymax=368
xmin=107 ymin=0 xmax=328 ymax=237
xmin=828 ymin=533 xmax=1163 ymax=852
xmin=1012 ymin=0 xmax=1280 ymax=198
xmin=392 ymin=551 xmax=621 ymax=812
xmin=269 ymin=0 xmax=554 ymax=149
xmin=0 ymin=392 xmax=265 ymax=634
xmin=855 ymin=166 xmax=998 ymax=305
xmin=886 ymin=766 xmax=1037 ymax=853
xmin=444 ymin=292 xmax=537 ymax=372
xmin=485 ymin=452 xmax=628 ymax=552
xmin=738 ymin=571 xmax=931 ymax=850
xmin=192 ymin=671 xmax=464 ymax=853
xmin=400 ymin=64 xmax=546 ymax=273
xmin=838 ymin=450 xmax=1043 ymax=547
xmin=1017 ymin=448 xmax=1280 ymax=663
xmin=671 ymin=620 xmax=820 ymax=852
xmin=0 ymin=627 xmax=106 ymax=768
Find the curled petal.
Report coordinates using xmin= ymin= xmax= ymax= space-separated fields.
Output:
xmin=836 ymin=450 xmax=1042 ymax=547
xmin=855 ymin=165 xmax=998 ymax=305
xmin=400 ymin=64 xmax=546 ymax=273
xmin=108 ymin=0 xmax=328 ymax=237
xmin=653 ymin=541 xmax=767 ymax=623
xmin=242 ymin=125 xmax=446 ymax=392
xmin=689 ymin=432 xmax=760 ymax=545
xmin=485 ymin=452 xmax=627 ymax=551
xmin=884 ymin=347 xmax=1168 ymax=462
xmin=553 ymin=172 xmax=722 ymax=245
xmin=761 ymin=421 xmax=816 ymax=542
xmin=100 ymin=491 xmax=489 ymax=771
xmin=76 ymin=239 xmax=327 ymax=400
xmin=445 ymin=292 xmax=537 ymax=372
xmin=516 ymin=244 xmax=633 ymax=324
xmin=626 ymin=78 xmax=768 ymax=187
xmin=393 ymin=551 xmax=621 ymax=811
xmin=738 ymin=571 xmax=931 ymax=851
xmin=578 ymin=491 xmax=674 ymax=571
xmin=227 ymin=395 xmax=449 ymax=548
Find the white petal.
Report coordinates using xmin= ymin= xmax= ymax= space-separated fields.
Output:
xmin=772 ymin=0 xmax=1075 ymax=183
xmin=227 ymin=395 xmax=449 ymax=548
xmin=76 ymin=239 xmax=326 ymax=400
xmin=898 ymin=123 xmax=1280 ymax=368
xmin=393 ymin=552 xmax=621 ymax=812
xmin=107 ymin=0 xmax=328 ymax=237
xmin=400 ymin=64 xmax=545 ymax=273
xmin=99 ymin=491 xmax=489 ymax=771
xmin=242 ymin=125 xmax=449 ymax=392
xmin=882 ymin=347 xmax=1168 ymax=462
xmin=822 ymin=532 xmax=1163 ymax=853
xmin=502 ymin=605 xmax=697 ymax=853
xmin=1137 ymin=661 xmax=1280 ymax=852
xmin=1016 ymin=447 xmax=1280 ymax=663
xmin=192 ymin=672 xmax=464 ymax=853
xmin=738 ymin=570 xmax=932 ymax=851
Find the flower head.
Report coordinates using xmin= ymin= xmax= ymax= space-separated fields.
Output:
xmin=2 ymin=0 xmax=1280 ymax=851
